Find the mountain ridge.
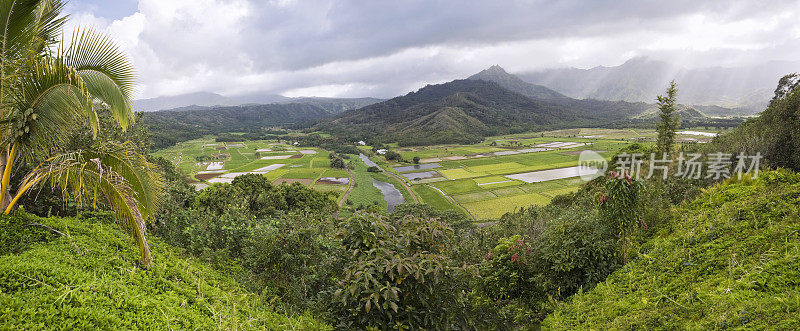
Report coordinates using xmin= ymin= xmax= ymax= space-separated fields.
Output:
xmin=134 ymin=92 xmax=382 ymax=112
xmin=468 ymin=65 xmax=568 ymax=100
xmin=520 ymin=57 xmax=800 ymax=113
xmin=315 ymin=78 xmax=616 ymax=146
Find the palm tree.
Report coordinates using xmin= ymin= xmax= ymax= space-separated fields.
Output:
xmin=0 ymin=0 xmax=164 ymax=268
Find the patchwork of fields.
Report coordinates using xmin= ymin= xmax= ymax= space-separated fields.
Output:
xmin=376 ymin=128 xmax=676 ymax=219
xmin=153 ymin=138 xmax=351 ymax=197
xmin=155 ymin=128 xmax=722 ymax=220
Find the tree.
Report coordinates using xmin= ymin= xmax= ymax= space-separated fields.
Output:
xmin=412 ymin=156 xmax=420 ymax=164
xmin=384 ymin=150 xmax=402 ymax=162
xmin=333 ymin=213 xmax=475 ymax=329
xmin=656 ymin=81 xmax=681 ymax=153
xmin=0 ymin=0 xmax=163 ymax=267
xmin=330 ymin=156 xmax=345 ymax=168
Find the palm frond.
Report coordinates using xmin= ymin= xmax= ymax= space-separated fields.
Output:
xmin=1 ymin=55 xmax=94 ymax=159
xmin=62 ymin=28 xmax=135 ymax=129
xmin=76 ymin=141 xmax=165 ymax=220
xmin=33 ymin=0 xmax=68 ymax=52
xmin=21 ymin=143 xmax=165 ymax=268
xmin=0 ymin=0 xmax=42 ymax=60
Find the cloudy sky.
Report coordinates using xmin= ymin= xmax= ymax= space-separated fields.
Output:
xmin=64 ymin=0 xmax=800 ymax=100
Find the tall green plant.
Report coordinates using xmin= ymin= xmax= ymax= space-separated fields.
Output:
xmin=596 ymin=171 xmax=644 ymax=262
xmin=656 ymin=80 xmax=681 ymax=153
xmin=0 ymin=0 xmax=163 ymax=267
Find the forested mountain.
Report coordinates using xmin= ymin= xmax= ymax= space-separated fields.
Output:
xmin=633 ymin=104 xmax=708 ymax=121
xmin=520 ymin=57 xmax=800 ymax=114
xmin=143 ymin=103 xmax=332 ymax=148
xmin=142 ymin=97 xmax=383 ymax=148
xmin=472 ymin=64 xmax=746 ymax=121
xmin=468 ymin=65 xmax=654 ymax=119
xmin=273 ymin=97 xmax=384 ymax=114
xmin=315 ymin=79 xmax=646 ymax=145
xmin=135 ymin=92 xmax=381 ymax=113
xmin=314 ymin=66 xmax=669 ymax=145
xmin=468 ymin=65 xmax=568 ymax=100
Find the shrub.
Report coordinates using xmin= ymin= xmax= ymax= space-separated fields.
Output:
xmin=331 ymin=213 xmax=477 ymax=329
xmin=596 ymin=171 xmax=645 ymax=262
xmin=477 ymin=211 xmax=619 ymax=322
xmin=543 ymin=171 xmax=800 ymax=329
xmin=330 ymin=156 xmax=346 ymax=169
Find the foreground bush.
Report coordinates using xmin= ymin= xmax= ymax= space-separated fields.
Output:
xmin=150 ymin=174 xmax=342 ymax=310
xmin=331 ymin=213 xmax=478 ymax=329
xmin=0 ymin=212 xmax=328 ymax=329
xmin=476 ymin=208 xmax=619 ymax=324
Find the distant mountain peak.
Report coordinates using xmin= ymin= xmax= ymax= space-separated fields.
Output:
xmin=468 ymin=65 xmax=567 ymax=100
xmin=471 ymin=65 xmax=511 ymax=78
xmin=486 ymin=64 xmax=507 ymax=71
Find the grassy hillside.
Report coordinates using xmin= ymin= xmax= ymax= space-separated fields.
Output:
xmin=633 ymin=104 xmax=709 ymax=121
xmin=0 ymin=212 xmax=329 ymax=330
xmin=543 ymin=171 xmax=800 ymax=329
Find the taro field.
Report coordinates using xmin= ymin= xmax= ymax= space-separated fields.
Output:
xmin=154 ymin=127 xmax=721 ymax=220
xmin=153 ymin=138 xmax=351 ymax=198
xmin=371 ymin=128 xmax=713 ymax=219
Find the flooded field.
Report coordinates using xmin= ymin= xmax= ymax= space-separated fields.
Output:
xmin=372 ymin=179 xmax=405 ymax=212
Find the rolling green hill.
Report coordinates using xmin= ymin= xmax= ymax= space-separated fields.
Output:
xmin=543 ymin=171 xmax=800 ymax=329
xmin=633 ymin=104 xmax=709 ymax=121
xmin=0 ymin=213 xmax=329 ymax=330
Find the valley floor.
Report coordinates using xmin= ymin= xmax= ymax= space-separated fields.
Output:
xmin=154 ymin=127 xmax=724 ymax=220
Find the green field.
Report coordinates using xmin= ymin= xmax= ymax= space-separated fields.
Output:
xmin=153 ymin=138 xmax=351 ymax=198
xmin=155 ymin=127 xmax=667 ymax=220
xmin=358 ymin=128 xmax=662 ymax=220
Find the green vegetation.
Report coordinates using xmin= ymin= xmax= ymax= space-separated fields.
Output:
xmin=315 ymin=79 xmax=601 ymax=146
xmin=0 ymin=212 xmax=327 ymax=329
xmin=544 ymin=171 xmax=800 ymax=329
xmin=342 ymin=155 xmax=387 ymax=212
xmin=656 ymin=80 xmax=681 ymax=153
xmin=143 ymin=102 xmax=382 ymax=149
xmin=0 ymin=0 xmax=164 ymax=268
xmin=332 ymin=213 xmax=476 ymax=329
xmin=711 ymin=73 xmax=800 ymax=171
xmin=3 ymin=4 xmax=798 ymax=328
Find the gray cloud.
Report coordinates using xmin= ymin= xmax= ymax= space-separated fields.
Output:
xmin=66 ymin=0 xmax=800 ymax=99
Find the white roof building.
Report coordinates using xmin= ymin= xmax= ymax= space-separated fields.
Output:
xmin=376 ymin=149 xmax=388 ymax=155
